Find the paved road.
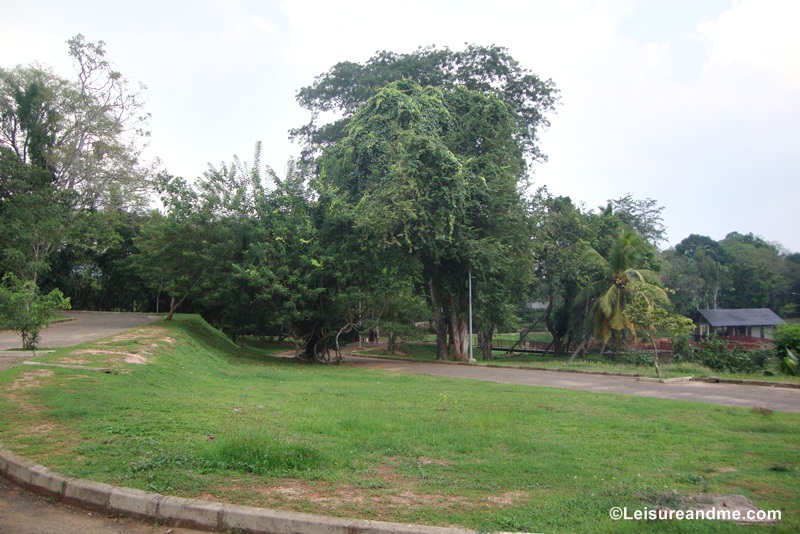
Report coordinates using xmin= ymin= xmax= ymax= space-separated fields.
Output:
xmin=0 ymin=311 xmax=161 ymax=370
xmin=0 ymin=476 xmax=204 ymax=534
xmin=344 ymin=354 xmax=800 ymax=413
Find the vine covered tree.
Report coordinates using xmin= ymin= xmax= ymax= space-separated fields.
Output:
xmin=318 ymin=80 xmax=531 ymax=361
xmin=300 ymin=45 xmax=555 ymax=361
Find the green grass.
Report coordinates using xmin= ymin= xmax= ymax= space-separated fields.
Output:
xmin=0 ymin=314 xmax=798 ymax=532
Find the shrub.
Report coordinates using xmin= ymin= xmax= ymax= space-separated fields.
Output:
xmin=696 ymin=335 xmax=770 ymax=374
xmin=774 ymin=325 xmax=800 ymax=376
xmin=619 ymin=352 xmax=653 ymax=366
xmin=671 ymin=336 xmax=695 ymax=363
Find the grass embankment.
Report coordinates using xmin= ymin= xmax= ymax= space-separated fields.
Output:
xmin=0 ymin=315 xmax=798 ymax=532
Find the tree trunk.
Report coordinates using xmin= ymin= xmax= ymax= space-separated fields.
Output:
xmin=650 ymin=335 xmax=662 ymax=378
xmin=449 ymin=295 xmax=469 ymax=362
xmin=478 ymin=324 xmax=494 ymax=360
xmin=156 ymin=281 xmax=164 ymax=315
xmin=504 ymin=313 xmax=545 ymax=355
xmin=165 ymin=272 xmax=204 ymax=321
xmin=544 ymin=288 xmax=564 ymax=355
xmin=166 ymin=296 xmax=177 ymax=321
xmin=568 ymin=299 xmax=592 ymax=363
xmin=429 ymin=278 xmax=449 ymax=360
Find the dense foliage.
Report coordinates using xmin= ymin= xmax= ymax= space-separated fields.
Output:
xmin=2 ymin=38 xmax=799 ymax=361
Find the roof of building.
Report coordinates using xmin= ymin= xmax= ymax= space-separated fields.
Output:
xmin=696 ymin=308 xmax=784 ymax=327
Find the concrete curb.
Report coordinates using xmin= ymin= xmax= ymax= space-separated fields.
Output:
xmin=637 ymin=376 xmax=694 ymax=384
xmin=0 ymin=446 xmax=482 ymax=534
xmin=705 ymin=376 xmax=800 ymax=389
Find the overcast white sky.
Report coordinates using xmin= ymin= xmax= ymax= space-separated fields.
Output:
xmin=2 ymin=0 xmax=798 ymax=251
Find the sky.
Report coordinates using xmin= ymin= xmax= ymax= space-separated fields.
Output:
xmin=2 ymin=0 xmax=799 ymax=252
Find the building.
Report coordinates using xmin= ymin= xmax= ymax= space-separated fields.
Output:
xmin=693 ymin=308 xmax=784 ymax=340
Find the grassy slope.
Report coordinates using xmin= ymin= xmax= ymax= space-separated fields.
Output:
xmin=0 ymin=315 xmax=798 ymax=533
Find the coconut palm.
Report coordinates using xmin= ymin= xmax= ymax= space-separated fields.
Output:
xmin=584 ymin=229 xmax=665 ymax=346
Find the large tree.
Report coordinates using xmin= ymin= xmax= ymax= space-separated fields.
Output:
xmin=319 ymin=80 xmax=530 ymax=361
xmin=299 ymin=45 xmax=556 ymax=362
xmin=529 ymin=190 xmax=603 ymax=356
xmin=0 ymin=34 xmax=152 ymax=212
xmin=1 ymin=35 xmax=153 ymax=318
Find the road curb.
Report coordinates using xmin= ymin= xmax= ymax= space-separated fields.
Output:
xmin=0 ymin=446 xmax=482 ymax=534
xmin=637 ymin=376 xmax=694 ymax=384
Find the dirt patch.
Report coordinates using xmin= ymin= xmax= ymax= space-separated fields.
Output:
xmin=486 ymin=491 xmax=528 ymax=507
xmin=680 ymin=493 xmax=778 ymax=524
xmin=74 ymin=349 xmax=134 ymax=357
xmin=715 ymin=466 xmax=738 ymax=473
xmin=212 ymin=470 xmax=527 ymax=524
xmin=231 ymin=479 xmax=473 ymax=514
xmin=28 ymin=422 xmax=55 ymax=435
xmin=110 ymin=327 xmax=174 ymax=345
xmin=417 ymin=457 xmax=451 ymax=466
xmin=54 ymin=357 xmax=89 ymax=365
xmin=11 ymin=369 xmax=55 ymax=390
xmin=71 ymin=349 xmax=148 ymax=365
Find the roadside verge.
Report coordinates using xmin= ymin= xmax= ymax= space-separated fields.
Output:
xmin=0 ymin=446 xmax=481 ymax=534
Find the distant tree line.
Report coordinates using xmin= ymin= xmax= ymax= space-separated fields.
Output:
xmin=1 ymin=37 xmax=798 ymax=359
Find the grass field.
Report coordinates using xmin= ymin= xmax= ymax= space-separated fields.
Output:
xmin=0 ymin=315 xmax=798 ymax=532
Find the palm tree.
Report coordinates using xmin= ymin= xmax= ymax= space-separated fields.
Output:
xmin=584 ymin=229 xmax=665 ymax=348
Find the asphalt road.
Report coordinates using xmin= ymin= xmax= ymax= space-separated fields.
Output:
xmin=0 ymin=311 xmax=161 ymax=370
xmin=0 ymin=476 xmax=204 ymax=534
xmin=344 ymin=354 xmax=800 ymax=413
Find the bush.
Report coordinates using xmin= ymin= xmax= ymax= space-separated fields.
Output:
xmin=618 ymin=352 xmax=653 ymax=366
xmin=0 ymin=273 xmax=71 ymax=349
xmin=696 ymin=335 xmax=770 ymax=374
xmin=671 ymin=336 xmax=695 ymax=363
xmin=774 ymin=324 xmax=800 ymax=376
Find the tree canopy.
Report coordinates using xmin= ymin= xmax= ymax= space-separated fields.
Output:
xmin=0 ymin=34 xmax=152 ymax=211
xmin=2 ymin=38 xmax=798 ymax=358
xmin=293 ymin=44 xmax=560 ymax=165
